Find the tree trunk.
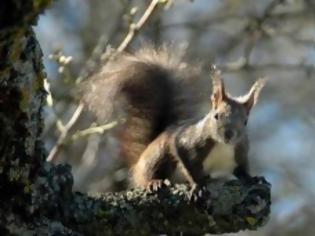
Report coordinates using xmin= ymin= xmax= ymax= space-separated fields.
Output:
xmin=0 ymin=0 xmax=49 ymax=219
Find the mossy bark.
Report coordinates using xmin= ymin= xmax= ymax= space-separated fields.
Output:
xmin=0 ymin=1 xmax=271 ymax=235
xmin=66 ymin=178 xmax=270 ymax=235
xmin=0 ymin=0 xmax=51 ymax=216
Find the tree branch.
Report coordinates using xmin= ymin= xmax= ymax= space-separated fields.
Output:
xmin=220 ymin=63 xmax=315 ymax=73
xmin=116 ymin=0 xmax=162 ymax=53
xmin=63 ymin=177 xmax=271 ymax=235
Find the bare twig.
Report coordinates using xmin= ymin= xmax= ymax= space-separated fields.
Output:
xmin=220 ymin=63 xmax=315 ymax=73
xmin=116 ymin=0 xmax=163 ymax=53
xmin=241 ymin=0 xmax=285 ymax=67
xmin=46 ymin=103 xmax=84 ymax=162
xmin=162 ymin=9 xmax=312 ymax=30
xmin=70 ymin=121 xmax=118 ymax=142
xmin=47 ymin=0 xmax=165 ymax=162
xmin=77 ymin=1 xmax=132 ymax=82
xmin=214 ymin=0 xmax=285 ymax=61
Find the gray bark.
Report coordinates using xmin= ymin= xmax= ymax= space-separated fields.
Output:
xmin=0 ymin=0 xmax=49 ymax=220
xmin=66 ymin=178 xmax=270 ymax=235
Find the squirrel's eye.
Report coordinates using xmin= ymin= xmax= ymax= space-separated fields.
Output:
xmin=214 ymin=113 xmax=219 ymax=120
xmin=244 ymin=120 xmax=248 ymax=126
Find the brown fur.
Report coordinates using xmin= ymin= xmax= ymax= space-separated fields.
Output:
xmin=82 ymin=46 xmax=266 ymax=188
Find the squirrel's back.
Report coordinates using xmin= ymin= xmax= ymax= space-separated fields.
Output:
xmin=82 ymin=46 xmax=210 ymax=164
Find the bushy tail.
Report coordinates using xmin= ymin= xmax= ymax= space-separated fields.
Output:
xmin=82 ymin=46 xmax=210 ymax=164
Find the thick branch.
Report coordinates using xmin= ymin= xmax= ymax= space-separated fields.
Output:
xmin=62 ymin=177 xmax=270 ymax=235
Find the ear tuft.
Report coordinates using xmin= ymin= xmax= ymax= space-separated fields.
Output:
xmin=242 ymin=77 xmax=267 ymax=112
xmin=210 ymin=65 xmax=225 ymax=108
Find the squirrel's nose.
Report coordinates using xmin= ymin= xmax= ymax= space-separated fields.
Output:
xmin=224 ymin=129 xmax=235 ymax=141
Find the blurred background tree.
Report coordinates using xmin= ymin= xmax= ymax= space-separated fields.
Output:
xmin=35 ymin=0 xmax=315 ymax=235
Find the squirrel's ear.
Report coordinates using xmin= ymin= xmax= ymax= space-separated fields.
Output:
xmin=242 ymin=78 xmax=267 ymax=113
xmin=210 ymin=65 xmax=225 ymax=109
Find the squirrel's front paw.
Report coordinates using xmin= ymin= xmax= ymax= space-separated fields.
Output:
xmin=147 ymin=179 xmax=170 ymax=193
xmin=188 ymin=183 xmax=207 ymax=203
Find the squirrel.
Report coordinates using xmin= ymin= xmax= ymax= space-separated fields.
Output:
xmin=82 ymin=46 xmax=266 ymax=196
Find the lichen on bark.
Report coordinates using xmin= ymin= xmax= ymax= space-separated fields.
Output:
xmin=63 ymin=177 xmax=270 ymax=235
xmin=0 ymin=0 xmax=70 ymax=226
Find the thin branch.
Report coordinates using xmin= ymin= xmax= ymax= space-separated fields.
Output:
xmin=70 ymin=121 xmax=118 ymax=142
xmin=46 ymin=103 xmax=84 ymax=162
xmin=220 ymin=63 xmax=315 ymax=73
xmin=162 ymin=14 xmax=245 ymax=29
xmin=47 ymin=0 xmax=165 ymax=162
xmin=116 ymin=0 xmax=162 ymax=53
xmin=162 ymin=9 xmax=312 ymax=30
xmin=214 ymin=0 xmax=285 ymax=60
xmin=77 ymin=1 xmax=132 ymax=82
xmin=262 ymin=26 xmax=315 ymax=47
xmin=241 ymin=0 xmax=285 ymax=67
